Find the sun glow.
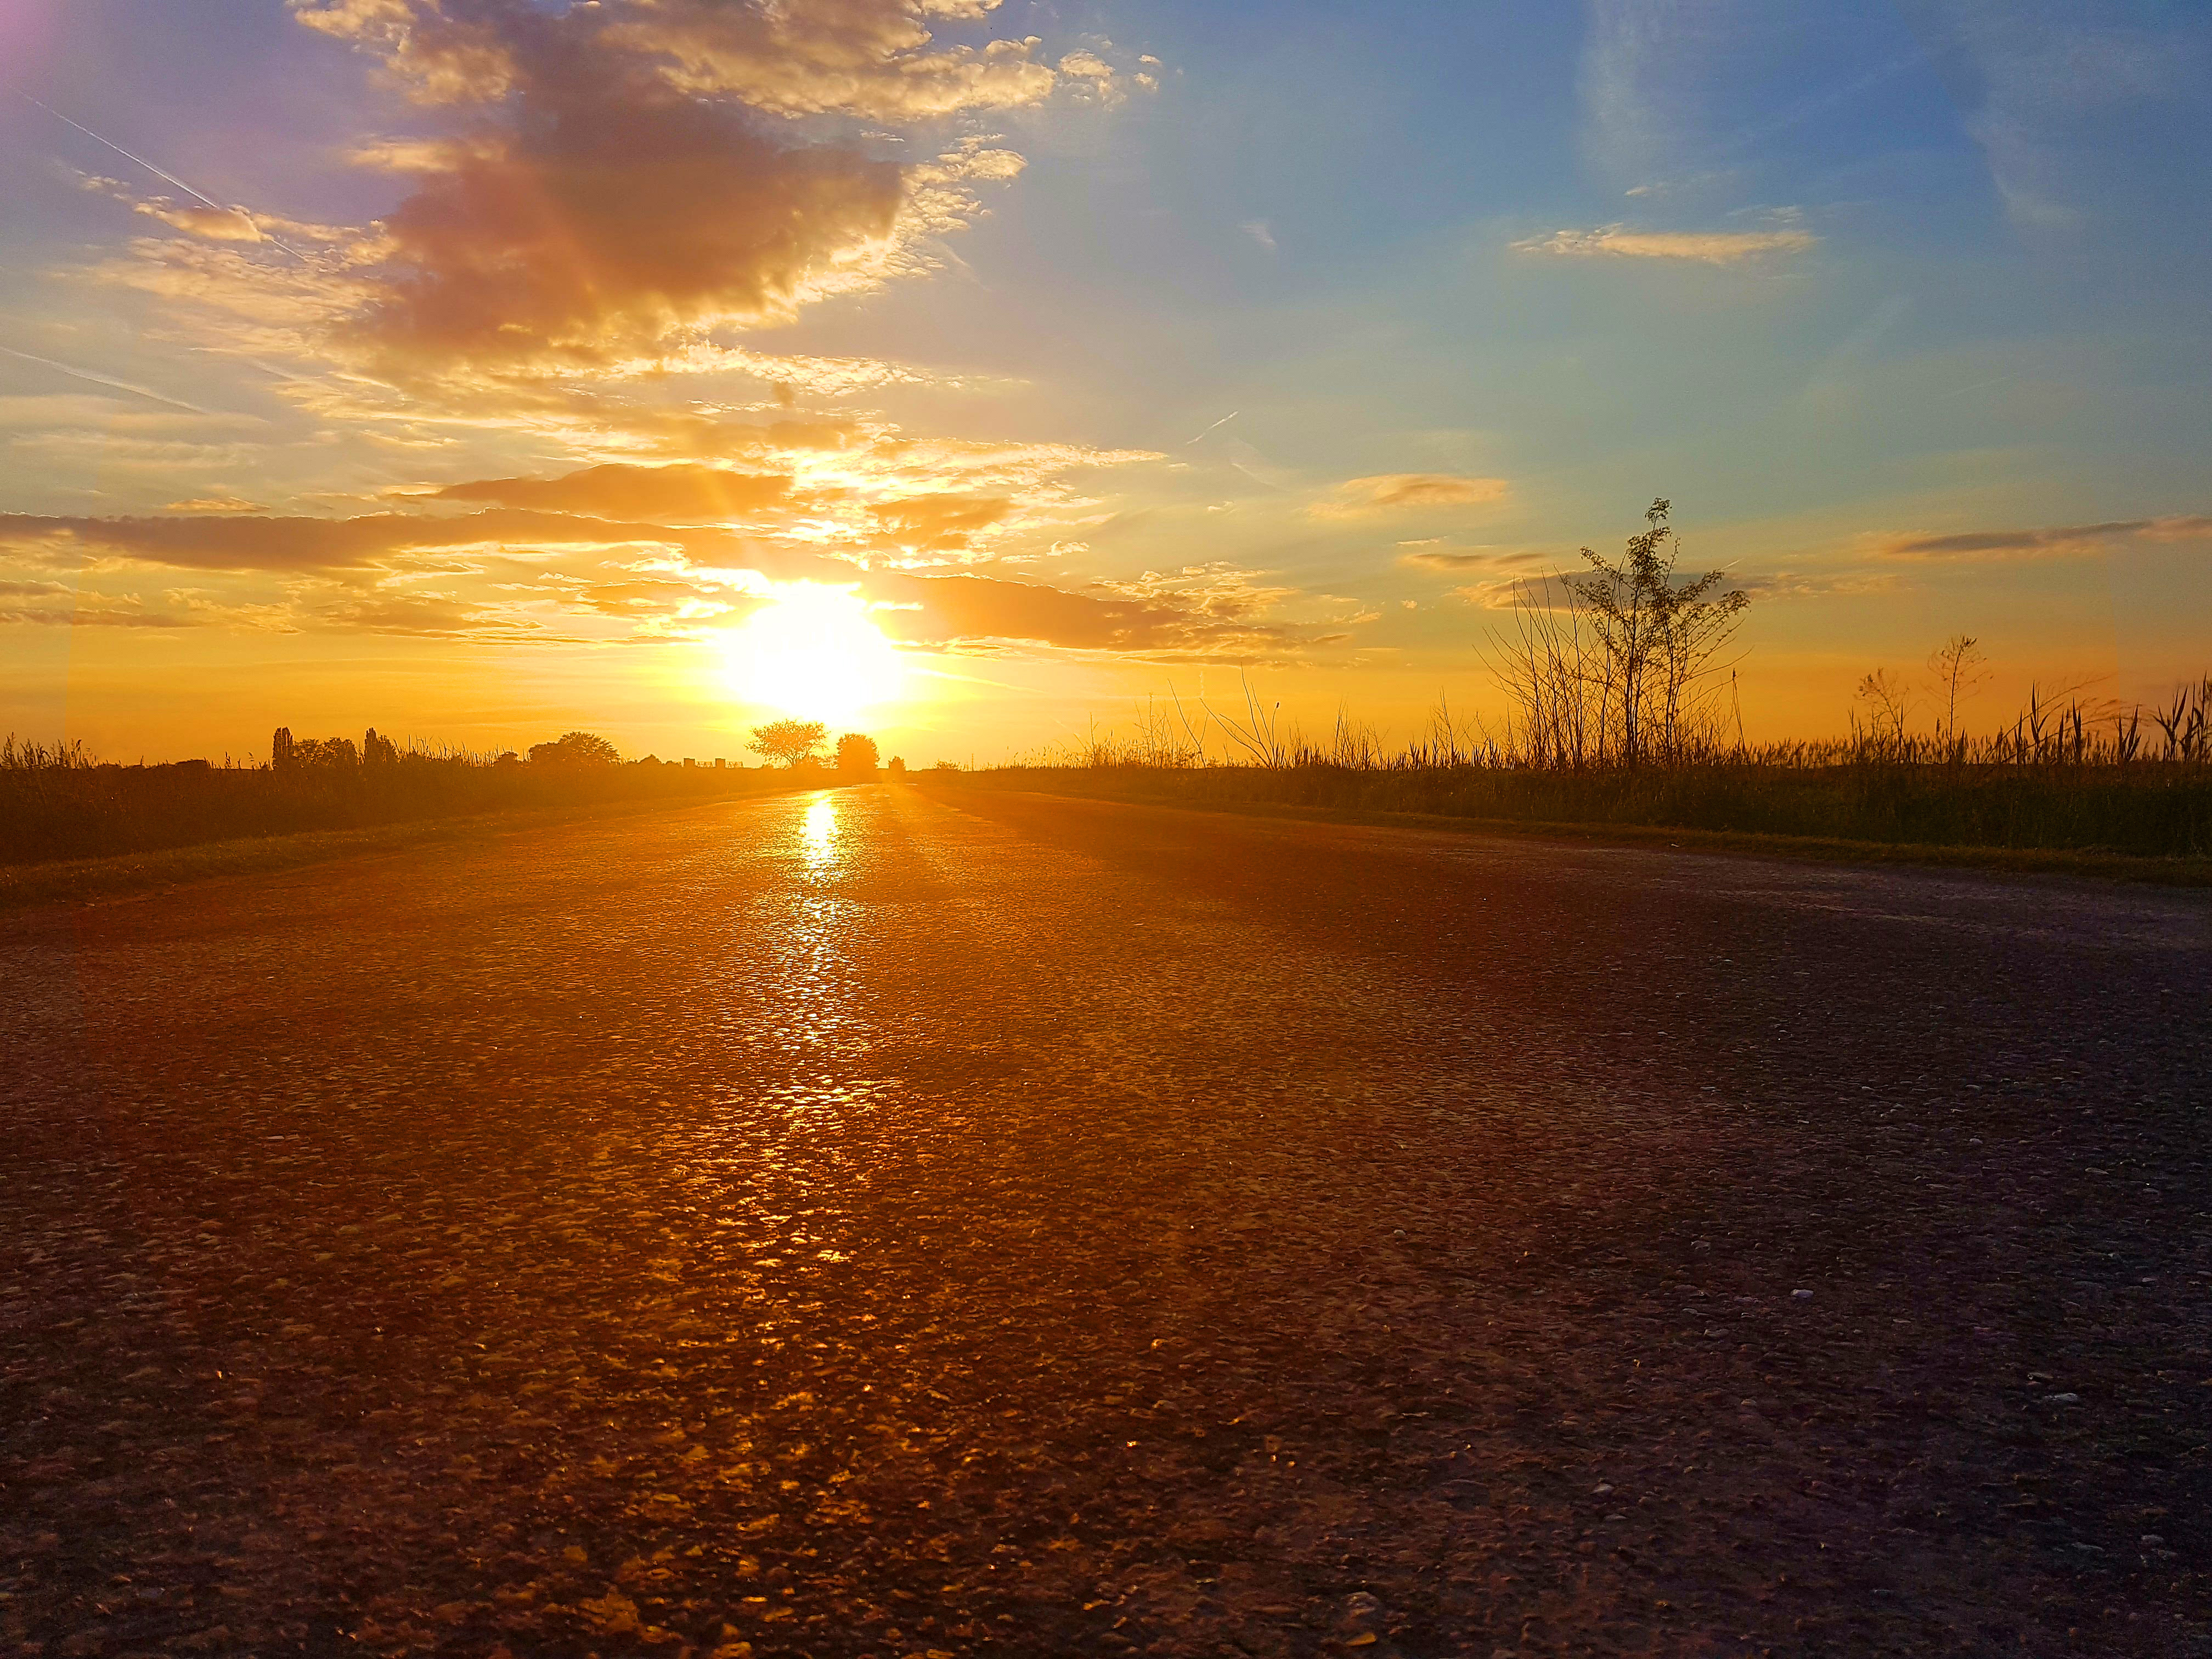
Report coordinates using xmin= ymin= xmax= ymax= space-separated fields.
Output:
xmin=722 ymin=585 xmax=904 ymax=726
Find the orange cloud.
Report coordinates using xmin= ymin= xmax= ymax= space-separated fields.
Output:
xmin=866 ymin=494 xmax=1014 ymax=555
xmin=1511 ymin=225 xmax=1817 ymax=264
xmin=1308 ymin=474 xmax=1510 ymax=519
xmin=0 ymin=508 xmax=805 ymax=575
xmin=613 ymin=0 xmax=1058 ymax=119
xmin=0 ymin=503 xmax=1308 ymax=657
xmin=272 ymin=2 xmax=1057 ymax=381
xmin=1395 ymin=541 xmax=1546 ymax=571
xmin=431 ymin=464 xmax=797 ymax=522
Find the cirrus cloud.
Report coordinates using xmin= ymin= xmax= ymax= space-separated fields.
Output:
xmin=1511 ymin=224 xmax=1817 ymax=264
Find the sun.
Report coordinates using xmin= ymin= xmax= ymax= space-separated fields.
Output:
xmin=721 ymin=584 xmax=904 ymax=727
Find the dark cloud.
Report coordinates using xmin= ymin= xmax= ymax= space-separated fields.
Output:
xmin=1876 ymin=515 xmax=2212 ymax=560
xmin=355 ymin=91 xmax=901 ymax=371
xmin=286 ymin=1 xmax=1058 ymax=378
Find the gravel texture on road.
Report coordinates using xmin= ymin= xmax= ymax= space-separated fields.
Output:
xmin=4 ymin=785 xmax=2209 ymax=1658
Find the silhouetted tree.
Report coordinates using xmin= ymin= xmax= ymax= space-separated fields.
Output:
xmin=529 ymin=731 xmax=620 ymax=766
xmin=1556 ymin=498 xmax=1751 ymax=767
xmin=836 ymin=732 xmax=880 ymax=773
xmin=363 ymin=727 xmax=400 ymax=766
xmin=749 ymin=719 xmax=828 ymax=768
xmin=274 ymin=735 xmax=359 ymax=769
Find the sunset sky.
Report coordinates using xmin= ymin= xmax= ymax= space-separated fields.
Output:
xmin=3 ymin=0 xmax=2208 ymax=764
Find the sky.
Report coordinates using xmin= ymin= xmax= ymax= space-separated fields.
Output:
xmin=2 ymin=0 xmax=2209 ymax=765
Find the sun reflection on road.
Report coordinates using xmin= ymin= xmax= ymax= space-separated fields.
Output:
xmin=802 ymin=794 xmax=838 ymax=872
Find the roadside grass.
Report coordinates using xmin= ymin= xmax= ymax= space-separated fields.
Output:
xmin=0 ymin=736 xmax=835 ymax=868
xmin=944 ymin=764 xmax=2212 ymax=884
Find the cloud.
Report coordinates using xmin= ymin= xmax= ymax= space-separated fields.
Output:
xmin=0 ymin=501 xmax=1301 ymax=657
xmin=1733 ymin=568 xmax=1903 ymax=600
xmin=289 ymin=0 xmax=521 ymax=103
xmin=0 ymin=507 xmax=800 ymax=575
xmin=1874 ymin=514 xmax=2212 ymax=561
xmin=399 ymin=421 xmax=1158 ymax=560
xmin=867 ymin=494 xmax=1014 ymax=555
xmin=0 ymin=603 xmax=197 ymax=629
xmin=1094 ymin=562 xmax=1296 ymax=622
xmin=1056 ymin=49 xmax=1122 ymax=106
xmin=865 ymin=571 xmax=1300 ymax=657
xmin=133 ymin=202 xmax=266 ymax=243
xmin=1452 ymin=574 xmax=1577 ymax=612
xmin=1898 ymin=1 xmax=2208 ymax=228
xmin=1308 ymin=475 xmax=1510 ymax=519
xmin=164 ymin=497 xmax=267 ymax=514
xmin=347 ymin=97 xmax=906 ymax=374
xmin=168 ymin=2 xmax=1074 ymax=383
xmin=309 ymin=589 xmax=559 ymax=640
xmin=610 ymin=0 xmax=1058 ymax=120
xmin=1396 ymin=541 xmax=1547 ymax=572
xmin=1511 ymin=224 xmax=1816 ymax=264
xmin=430 ymin=464 xmax=795 ymax=522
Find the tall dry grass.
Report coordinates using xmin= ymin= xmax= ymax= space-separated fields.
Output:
xmin=998 ymin=677 xmax=2212 ymax=860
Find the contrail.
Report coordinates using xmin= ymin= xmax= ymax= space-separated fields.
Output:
xmin=0 ymin=345 xmax=209 ymax=413
xmin=1186 ymin=410 xmax=1239 ymax=445
xmin=15 ymin=92 xmax=312 ymax=264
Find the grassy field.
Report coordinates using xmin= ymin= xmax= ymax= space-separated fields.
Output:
xmin=953 ymin=760 xmax=2212 ymax=872
xmin=0 ymin=737 xmax=840 ymax=868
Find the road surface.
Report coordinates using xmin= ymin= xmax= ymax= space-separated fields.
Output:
xmin=4 ymin=786 xmax=2209 ymax=1658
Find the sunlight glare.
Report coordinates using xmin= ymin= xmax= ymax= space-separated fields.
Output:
xmin=802 ymin=794 xmax=838 ymax=871
xmin=723 ymin=585 xmax=902 ymax=727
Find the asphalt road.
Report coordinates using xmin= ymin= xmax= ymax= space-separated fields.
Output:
xmin=3 ymin=785 xmax=2209 ymax=1659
